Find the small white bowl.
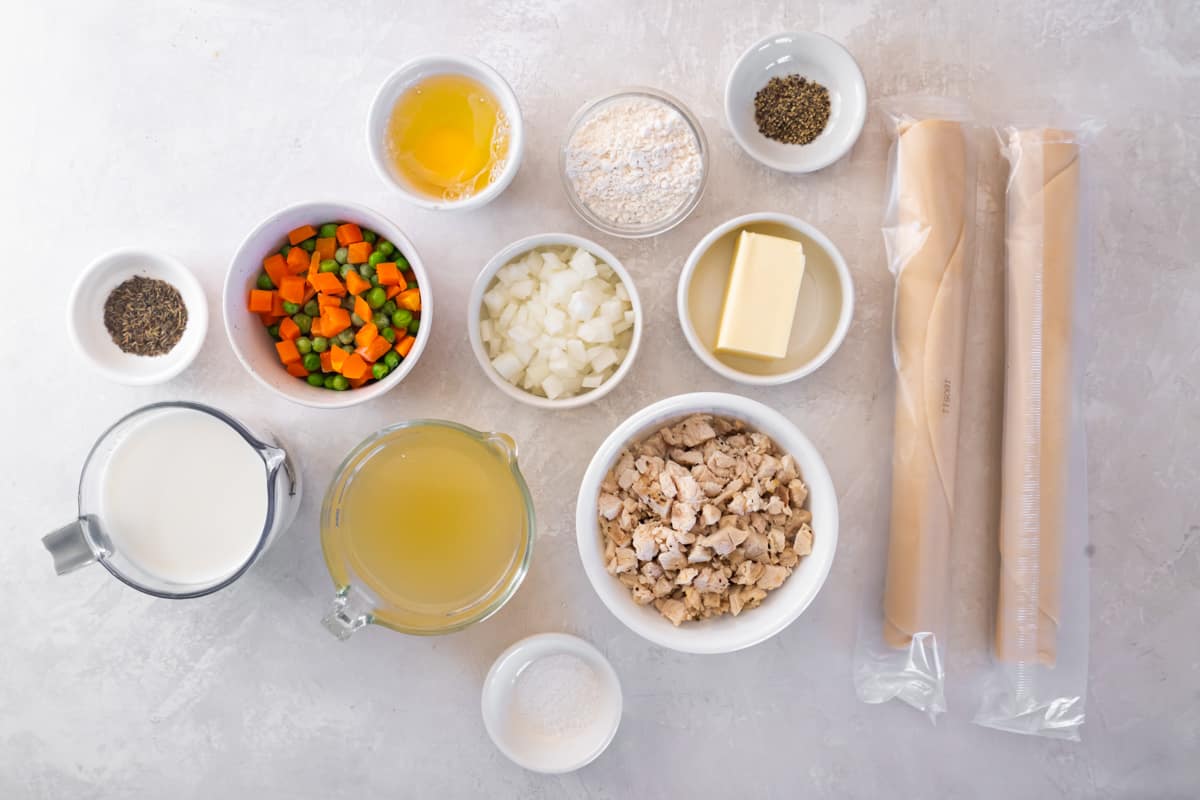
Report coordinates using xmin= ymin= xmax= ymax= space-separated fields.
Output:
xmin=223 ymin=201 xmax=432 ymax=409
xmin=67 ymin=247 xmax=208 ymax=385
xmin=482 ymin=633 xmax=622 ymax=774
xmin=677 ymin=212 xmax=853 ymax=386
xmin=576 ymin=392 xmax=839 ymax=655
xmin=467 ymin=233 xmax=643 ymax=410
xmin=366 ymin=55 xmax=524 ymax=211
xmin=725 ymin=32 xmax=867 ymax=173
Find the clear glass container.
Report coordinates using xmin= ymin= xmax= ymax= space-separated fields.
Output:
xmin=320 ymin=420 xmax=535 ymax=639
xmin=560 ymin=87 xmax=709 ymax=239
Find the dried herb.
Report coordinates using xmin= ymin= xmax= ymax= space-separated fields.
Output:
xmin=103 ymin=276 xmax=188 ymax=356
xmin=753 ymin=75 xmax=831 ymax=146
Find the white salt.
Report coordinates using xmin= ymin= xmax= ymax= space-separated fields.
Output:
xmin=511 ymin=653 xmax=601 ymax=738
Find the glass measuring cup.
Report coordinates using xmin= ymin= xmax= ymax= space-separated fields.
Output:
xmin=42 ymin=402 xmax=300 ymax=598
xmin=321 ymin=420 xmax=535 ymax=639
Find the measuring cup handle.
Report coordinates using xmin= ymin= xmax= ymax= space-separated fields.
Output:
xmin=321 ymin=585 xmax=375 ymax=640
xmin=43 ymin=520 xmax=98 ymax=575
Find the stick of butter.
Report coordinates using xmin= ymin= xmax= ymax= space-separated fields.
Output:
xmin=715 ymin=230 xmax=806 ymax=360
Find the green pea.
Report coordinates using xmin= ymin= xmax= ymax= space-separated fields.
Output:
xmin=391 ymin=309 xmax=413 ymax=328
xmin=302 ymin=352 xmax=321 ymax=372
xmin=306 ymin=373 xmax=325 ymax=387
xmin=323 ymin=374 xmax=337 ymax=389
xmin=372 ymin=312 xmax=390 ymax=328
xmin=303 ymin=300 xmax=320 ymax=317
xmin=377 ymin=241 xmax=395 ymax=257
xmin=319 ymin=223 xmax=339 ymax=238
xmin=372 ymin=363 xmax=390 ymax=380
xmin=339 ymin=263 xmax=358 ymax=280
xmin=350 ymin=313 xmax=365 ymax=327
xmin=407 ymin=317 xmax=420 ymax=335
xmin=280 ymin=244 xmax=292 ymax=257
xmin=359 ymin=263 xmax=376 ymax=279
xmin=267 ymin=324 xmax=280 ymax=339
xmin=339 ymin=342 xmax=354 ymax=353
xmin=280 ymin=301 xmax=298 ymax=315
xmin=362 ymin=229 xmax=377 ymax=244
xmin=394 ymin=256 xmax=410 ymax=271
xmin=256 ymin=273 xmax=275 ymax=290
xmin=311 ymin=336 xmax=329 ymax=353
xmin=292 ymin=313 xmax=312 ymax=334
xmin=380 ymin=326 xmax=396 ymax=343
xmin=337 ymin=329 xmax=356 ymax=345
xmin=365 ymin=287 xmax=387 ymax=309
xmin=334 ymin=246 xmax=349 ymax=264
xmin=381 ymin=300 xmax=397 ymax=315
xmin=341 ymin=295 xmax=356 ymax=311
xmin=320 ymin=258 xmax=339 ymax=273
xmin=300 ymin=238 xmax=316 ymax=252
xmin=331 ymin=375 xmax=349 ymax=391
xmin=367 ymin=250 xmax=386 ymax=267
xmin=295 ymin=336 xmax=313 ymax=354
xmin=370 ymin=274 xmax=382 ymax=288
xmin=383 ymin=351 xmax=400 ymax=370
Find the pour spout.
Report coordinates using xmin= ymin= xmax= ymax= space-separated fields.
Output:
xmin=485 ymin=432 xmax=518 ymax=465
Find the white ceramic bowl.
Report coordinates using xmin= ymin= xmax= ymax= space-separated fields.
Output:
xmin=67 ymin=247 xmax=208 ymax=385
xmin=725 ymin=32 xmax=867 ymax=173
xmin=366 ymin=55 xmax=523 ymax=211
xmin=576 ymin=392 xmax=838 ymax=654
xmin=467 ymin=233 xmax=642 ymax=410
xmin=223 ymin=201 xmax=432 ymax=409
xmin=677 ymin=212 xmax=854 ymax=386
xmin=482 ymin=633 xmax=623 ymax=774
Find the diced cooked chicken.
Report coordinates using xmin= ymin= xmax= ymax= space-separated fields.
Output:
xmin=733 ymin=560 xmax=765 ymax=585
xmin=631 ymin=585 xmax=654 ymax=605
xmin=778 ymin=550 xmax=799 ymax=568
xmin=764 ymin=495 xmax=787 ymax=515
xmin=788 ymin=479 xmax=807 ymax=506
xmin=675 ymin=567 xmax=699 ymax=586
xmin=766 ymin=528 xmax=786 ymax=555
xmin=794 ymin=522 xmax=813 ymax=556
xmin=743 ymin=531 xmax=768 ymax=561
xmin=679 ymin=416 xmax=718 ymax=447
xmin=670 ymin=501 xmax=698 ymax=532
xmin=699 ymin=503 xmax=721 ymax=526
xmin=687 ymin=544 xmax=712 ymax=563
xmin=631 ymin=525 xmax=659 ymax=561
xmin=657 ymin=598 xmax=688 ymax=626
xmin=756 ymin=564 xmax=789 ymax=590
xmin=641 ymin=560 xmax=664 ymax=580
xmin=653 ymin=577 xmax=675 ymax=598
xmin=670 ymin=448 xmax=704 ymax=466
xmin=598 ymin=492 xmax=622 ymax=520
xmin=606 ymin=546 xmax=637 ymax=574
xmin=657 ymin=546 xmax=687 ymax=572
xmin=693 ymin=567 xmax=729 ymax=594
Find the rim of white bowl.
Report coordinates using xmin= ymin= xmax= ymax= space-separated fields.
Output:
xmin=67 ymin=246 xmax=209 ymax=386
xmin=481 ymin=632 xmax=623 ymax=774
xmin=365 ymin=54 xmax=524 ymax=212
xmin=467 ymin=232 xmax=643 ymax=410
xmin=675 ymin=212 xmax=854 ymax=386
xmin=574 ymin=392 xmax=839 ymax=654
xmin=222 ymin=200 xmax=432 ymax=409
xmin=724 ymin=31 xmax=867 ymax=174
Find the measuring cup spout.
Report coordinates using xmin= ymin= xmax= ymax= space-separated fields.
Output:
xmin=484 ymin=432 xmax=519 ymax=465
xmin=43 ymin=520 xmax=98 ymax=575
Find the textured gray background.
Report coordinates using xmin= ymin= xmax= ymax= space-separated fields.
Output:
xmin=2 ymin=0 xmax=1197 ymax=797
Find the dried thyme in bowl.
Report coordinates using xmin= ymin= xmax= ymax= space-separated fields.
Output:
xmin=753 ymin=74 xmax=831 ymax=146
xmin=103 ymin=275 xmax=188 ymax=356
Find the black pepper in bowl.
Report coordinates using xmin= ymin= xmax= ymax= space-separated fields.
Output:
xmin=753 ymin=74 xmax=831 ymax=145
xmin=103 ymin=276 xmax=188 ymax=356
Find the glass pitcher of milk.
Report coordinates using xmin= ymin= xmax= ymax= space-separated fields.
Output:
xmin=42 ymin=402 xmax=300 ymax=598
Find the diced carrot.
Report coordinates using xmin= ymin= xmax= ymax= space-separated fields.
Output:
xmin=248 ymin=289 xmax=274 ymax=313
xmin=318 ymin=293 xmax=341 ymax=308
xmin=354 ymin=296 xmax=372 ymax=325
xmin=319 ymin=351 xmax=333 ymax=373
xmin=330 ymin=346 xmax=349 ymax=372
xmin=286 ymin=362 xmax=309 ymax=378
xmin=288 ymin=225 xmax=318 ymax=246
xmin=315 ymin=237 xmax=336 ymax=261
xmin=308 ymin=251 xmax=322 ymax=284
xmin=301 ymin=283 xmax=316 ymax=304
xmin=375 ymin=262 xmax=404 ymax=287
xmin=345 ymin=270 xmax=371 ymax=296
xmin=359 ymin=335 xmax=391 ymax=363
xmin=275 ymin=339 xmax=301 ymax=364
xmin=341 ymin=353 xmax=369 ymax=380
xmin=335 ymin=223 xmax=363 ymax=246
xmin=347 ymin=241 xmax=372 ymax=264
xmin=321 ymin=306 xmax=352 ymax=336
xmin=271 ymin=292 xmax=287 ymax=316
xmin=263 ymin=253 xmax=289 ymax=289
xmin=279 ymin=275 xmax=306 ymax=304
xmin=309 ymin=316 xmax=324 ymax=338
xmin=286 ymin=245 xmax=310 ymax=273
xmin=258 ymin=312 xmax=281 ymax=326
xmin=349 ymin=376 xmax=371 ymax=389
xmin=355 ymin=322 xmax=378 ymax=348
xmin=396 ymin=288 xmax=421 ymax=311
xmin=312 ymin=272 xmax=345 ymax=296
xmin=278 ymin=317 xmax=300 ymax=341
xmin=395 ymin=335 xmax=415 ymax=357
xmin=385 ymin=285 xmax=401 ymax=300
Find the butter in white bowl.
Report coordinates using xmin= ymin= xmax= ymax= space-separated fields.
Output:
xmin=715 ymin=230 xmax=807 ymax=361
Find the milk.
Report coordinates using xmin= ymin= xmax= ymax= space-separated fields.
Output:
xmin=100 ymin=408 xmax=268 ymax=585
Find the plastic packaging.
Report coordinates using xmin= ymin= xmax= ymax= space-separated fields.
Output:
xmin=974 ymin=125 xmax=1093 ymax=739
xmin=854 ymin=97 xmax=977 ymax=719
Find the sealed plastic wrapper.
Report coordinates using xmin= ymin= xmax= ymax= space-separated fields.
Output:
xmin=854 ymin=98 xmax=975 ymax=719
xmin=975 ymin=125 xmax=1093 ymax=739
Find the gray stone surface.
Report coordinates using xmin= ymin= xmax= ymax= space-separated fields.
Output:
xmin=2 ymin=0 xmax=1197 ymax=797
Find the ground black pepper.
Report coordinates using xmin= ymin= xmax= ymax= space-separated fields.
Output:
xmin=103 ymin=275 xmax=188 ymax=356
xmin=753 ymin=75 xmax=831 ymax=146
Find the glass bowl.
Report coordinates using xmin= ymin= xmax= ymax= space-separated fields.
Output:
xmin=559 ymin=87 xmax=709 ymax=239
